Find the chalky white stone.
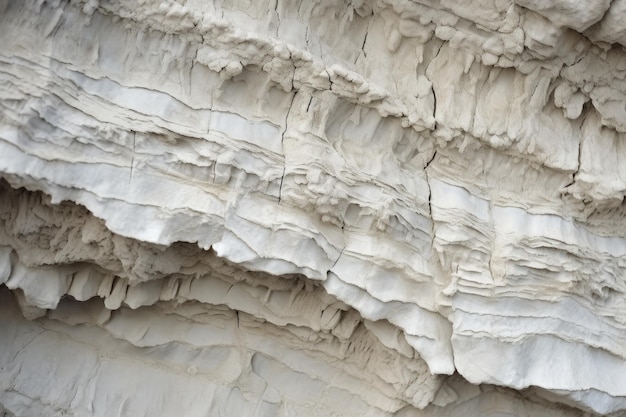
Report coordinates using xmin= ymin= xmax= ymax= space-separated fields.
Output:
xmin=1 ymin=0 xmax=626 ymax=416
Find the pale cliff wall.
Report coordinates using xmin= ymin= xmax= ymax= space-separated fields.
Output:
xmin=1 ymin=0 xmax=626 ymax=416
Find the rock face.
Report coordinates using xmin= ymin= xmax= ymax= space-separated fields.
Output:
xmin=1 ymin=0 xmax=626 ymax=416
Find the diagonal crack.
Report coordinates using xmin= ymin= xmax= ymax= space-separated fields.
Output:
xmin=128 ymin=131 xmax=136 ymax=185
xmin=278 ymin=91 xmax=297 ymax=205
xmin=424 ymin=150 xmax=438 ymax=252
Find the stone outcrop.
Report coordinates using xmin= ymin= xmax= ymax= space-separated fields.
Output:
xmin=1 ymin=0 xmax=626 ymax=415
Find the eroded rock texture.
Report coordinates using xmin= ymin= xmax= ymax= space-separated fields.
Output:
xmin=1 ymin=0 xmax=626 ymax=416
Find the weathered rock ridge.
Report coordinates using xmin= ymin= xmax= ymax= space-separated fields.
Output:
xmin=1 ymin=0 xmax=626 ymax=415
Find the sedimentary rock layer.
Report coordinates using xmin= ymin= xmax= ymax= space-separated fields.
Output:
xmin=1 ymin=0 xmax=626 ymax=415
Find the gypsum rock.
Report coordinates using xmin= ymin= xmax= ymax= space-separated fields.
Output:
xmin=1 ymin=0 xmax=626 ymax=415
xmin=0 ymin=183 xmax=588 ymax=417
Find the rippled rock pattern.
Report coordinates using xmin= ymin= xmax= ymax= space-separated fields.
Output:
xmin=1 ymin=0 xmax=626 ymax=416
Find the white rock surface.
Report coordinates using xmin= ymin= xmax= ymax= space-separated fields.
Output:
xmin=1 ymin=0 xmax=626 ymax=415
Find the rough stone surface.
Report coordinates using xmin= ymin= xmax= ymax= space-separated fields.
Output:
xmin=1 ymin=0 xmax=626 ymax=416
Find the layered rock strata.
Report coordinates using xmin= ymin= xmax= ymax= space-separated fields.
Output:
xmin=1 ymin=0 xmax=626 ymax=415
